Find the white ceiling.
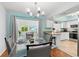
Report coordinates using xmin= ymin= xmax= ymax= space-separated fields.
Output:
xmin=1 ymin=2 xmax=79 ymax=19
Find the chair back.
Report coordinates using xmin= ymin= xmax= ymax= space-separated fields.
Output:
xmin=5 ymin=37 xmax=11 ymax=54
xmin=27 ymin=42 xmax=51 ymax=57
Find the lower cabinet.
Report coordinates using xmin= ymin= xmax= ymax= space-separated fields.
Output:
xmin=60 ymin=32 xmax=69 ymax=40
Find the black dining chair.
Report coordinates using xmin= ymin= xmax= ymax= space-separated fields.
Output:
xmin=5 ymin=37 xmax=11 ymax=55
xmin=5 ymin=37 xmax=27 ymax=57
xmin=50 ymin=35 xmax=56 ymax=45
xmin=27 ymin=42 xmax=52 ymax=57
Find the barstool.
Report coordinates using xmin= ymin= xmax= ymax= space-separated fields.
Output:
xmin=50 ymin=35 xmax=56 ymax=45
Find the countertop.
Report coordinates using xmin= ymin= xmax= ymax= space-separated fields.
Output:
xmin=44 ymin=31 xmax=69 ymax=35
xmin=69 ymin=32 xmax=78 ymax=34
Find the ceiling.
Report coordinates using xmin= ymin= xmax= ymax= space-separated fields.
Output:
xmin=1 ymin=2 xmax=79 ymax=19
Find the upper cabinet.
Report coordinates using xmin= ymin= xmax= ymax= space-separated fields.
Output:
xmin=53 ymin=22 xmax=61 ymax=32
xmin=60 ymin=20 xmax=78 ymax=31
xmin=60 ymin=22 xmax=68 ymax=28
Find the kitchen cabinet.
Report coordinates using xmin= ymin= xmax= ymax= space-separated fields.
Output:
xmin=66 ymin=20 xmax=78 ymax=31
xmin=60 ymin=22 xmax=68 ymax=28
xmin=60 ymin=20 xmax=78 ymax=31
xmin=53 ymin=23 xmax=61 ymax=32
xmin=60 ymin=32 xmax=69 ymax=40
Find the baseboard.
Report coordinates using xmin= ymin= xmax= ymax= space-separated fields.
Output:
xmin=0 ymin=48 xmax=8 ymax=57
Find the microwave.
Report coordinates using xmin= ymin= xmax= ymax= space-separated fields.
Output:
xmin=70 ymin=24 xmax=78 ymax=28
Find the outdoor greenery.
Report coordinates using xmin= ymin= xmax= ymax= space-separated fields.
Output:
xmin=21 ymin=26 xmax=28 ymax=32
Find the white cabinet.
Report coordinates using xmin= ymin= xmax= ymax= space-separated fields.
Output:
xmin=60 ymin=22 xmax=64 ymax=28
xmin=60 ymin=20 xmax=78 ymax=31
xmin=60 ymin=22 xmax=68 ymax=28
xmin=60 ymin=32 xmax=69 ymax=40
xmin=53 ymin=23 xmax=61 ymax=32
xmin=55 ymin=32 xmax=69 ymax=48
xmin=66 ymin=20 xmax=78 ymax=31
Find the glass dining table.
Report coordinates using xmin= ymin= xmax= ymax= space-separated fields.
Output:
xmin=15 ymin=37 xmax=50 ymax=57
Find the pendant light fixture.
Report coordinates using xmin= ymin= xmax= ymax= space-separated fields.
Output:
xmin=26 ymin=2 xmax=45 ymax=17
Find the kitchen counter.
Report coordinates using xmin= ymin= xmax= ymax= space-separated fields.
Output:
xmin=43 ymin=31 xmax=69 ymax=47
xmin=43 ymin=31 xmax=69 ymax=40
xmin=44 ymin=31 xmax=69 ymax=35
xmin=69 ymin=31 xmax=78 ymax=34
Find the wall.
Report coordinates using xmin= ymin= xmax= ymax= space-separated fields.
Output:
xmin=39 ymin=19 xmax=46 ymax=37
xmin=46 ymin=20 xmax=53 ymax=28
xmin=0 ymin=4 xmax=6 ymax=55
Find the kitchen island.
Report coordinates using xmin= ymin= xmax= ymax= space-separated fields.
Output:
xmin=43 ymin=31 xmax=69 ymax=47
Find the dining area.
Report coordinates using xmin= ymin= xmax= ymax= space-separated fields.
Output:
xmin=5 ymin=18 xmax=53 ymax=57
xmin=6 ymin=32 xmax=52 ymax=57
xmin=14 ymin=30 xmax=53 ymax=57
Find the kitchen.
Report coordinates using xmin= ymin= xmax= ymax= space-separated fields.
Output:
xmin=43 ymin=12 xmax=78 ymax=56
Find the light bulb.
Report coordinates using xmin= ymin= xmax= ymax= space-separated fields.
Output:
xmin=37 ymin=14 xmax=40 ymax=17
xmin=30 ymin=12 xmax=33 ymax=16
xmin=37 ymin=7 xmax=41 ymax=11
xmin=41 ymin=11 xmax=45 ymax=15
xmin=27 ymin=8 xmax=30 ymax=13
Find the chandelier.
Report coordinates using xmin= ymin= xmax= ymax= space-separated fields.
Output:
xmin=26 ymin=2 xmax=45 ymax=17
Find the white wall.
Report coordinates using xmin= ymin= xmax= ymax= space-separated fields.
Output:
xmin=0 ymin=4 xmax=6 ymax=55
xmin=46 ymin=20 xmax=53 ymax=28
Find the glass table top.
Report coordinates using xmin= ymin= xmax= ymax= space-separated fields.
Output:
xmin=15 ymin=36 xmax=48 ymax=57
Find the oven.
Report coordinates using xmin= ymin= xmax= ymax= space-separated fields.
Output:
xmin=69 ymin=31 xmax=78 ymax=39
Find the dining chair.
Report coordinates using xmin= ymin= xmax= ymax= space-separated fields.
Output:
xmin=27 ymin=42 xmax=52 ymax=57
xmin=5 ymin=37 xmax=11 ymax=55
xmin=5 ymin=37 xmax=27 ymax=57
